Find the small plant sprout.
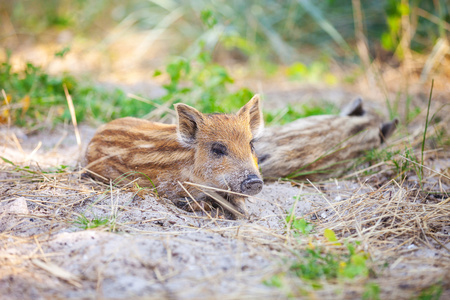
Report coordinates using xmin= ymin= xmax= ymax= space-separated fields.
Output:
xmin=74 ymin=214 xmax=109 ymax=230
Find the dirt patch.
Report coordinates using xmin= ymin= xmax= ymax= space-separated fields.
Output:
xmin=1 ymin=105 xmax=449 ymax=299
xmin=0 ymin=125 xmax=312 ymax=299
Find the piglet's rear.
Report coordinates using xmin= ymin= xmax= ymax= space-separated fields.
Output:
xmin=85 ymin=95 xmax=264 ymax=215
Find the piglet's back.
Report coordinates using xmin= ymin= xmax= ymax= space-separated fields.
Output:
xmin=85 ymin=117 xmax=192 ymax=186
xmin=256 ymin=114 xmax=381 ymax=180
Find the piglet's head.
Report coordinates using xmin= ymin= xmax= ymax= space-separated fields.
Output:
xmin=174 ymin=94 xmax=264 ymax=198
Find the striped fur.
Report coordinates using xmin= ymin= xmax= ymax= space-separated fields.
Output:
xmin=86 ymin=96 xmax=396 ymax=214
xmin=85 ymin=95 xmax=264 ymax=213
xmin=256 ymin=107 xmax=396 ymax=180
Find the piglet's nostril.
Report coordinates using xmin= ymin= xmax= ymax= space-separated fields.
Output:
xmin=241 ymin=174 xmax=263 ymax=196
xmin=247 ymin=174 xmax=259 ymax=181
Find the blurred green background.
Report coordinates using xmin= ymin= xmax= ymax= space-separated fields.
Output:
xmin=0 ymin=0 xmax=449 ymax=128
xmin=4 ymin=0 xmax=448 ymax=60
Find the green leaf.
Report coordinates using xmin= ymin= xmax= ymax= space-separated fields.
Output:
xmin=1 ymin=156 xmax=15 ymax=166
xmin=54 ymin=46 xmax=70 ymax=58
xmin=398 ymin=3 xmax=410 ymax=16
xmin=341 ymin=253 xmax=368 ymax=278
xmin=292 ymin=218 xmax=314 ymax=235
xmin=417 ymin=284 xmax=443 ymax=300
xmin=200 ymin=9 xmax=217 ymax=29
xmin=263 ymin=274 xmax=284 ymax=288
xmin=287 ymin=62 xmax=308 ymax=79
xmin=363 ymin=283 xmax=380 ymax=300
xmin=324 ymin=228 xmax=341 ymax=245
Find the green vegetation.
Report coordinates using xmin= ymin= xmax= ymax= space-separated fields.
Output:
xmin=0 ymin=2 xmax=448 ymax=299
xmin=286 ymin=61 xmax=338 ymax=85
xmin=5 ymin=0 xmax=447 ymax=64
xmin=74 ymin=214 xmax=110 ymax=230
xmin=286 ymin=212 xmax=314 ymax=236
xmin=1 ymin=156 xmax=69 ymax=175
xmin=0 ymin=53 xmax=155 ymax=128
xmin=268 ymin=209 xmax=381 ymax=296
xmin=267 ymin=213 xmax=376 ymax=295
xmin=111 ymin=171 xmax=158 ymax=197
xmin=1 ymin=44 xmax=338 ymax=129
xmin=420 ymin=79 xmax=433 ymax=179
xmin=363 ymin=283 xmax=381 ymax=300
xmin=361 ymin=82 xmax=442 ymax=188
xmin=386 ymin=93 xmax=422 ymax=124
xmin=287 ymin=242 xmax=371 ymax=282
xmin=0 ymin=48 xmax=241 ymax=127
xmin=153 ymin=44 xmax=254 ymax=114
xmin=72 ymin=170 xmax=158 ymax=233
xmin=2 ymin=1 xmax=447 ymax=129
xmin=417 ymin=284 xmax=444 ymax=300
xmin=265 ymin=102 xmax=339 ymax=125
xmin=362 ymin=146 xmax=422 ymax=181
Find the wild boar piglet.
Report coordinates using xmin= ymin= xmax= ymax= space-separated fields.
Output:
xmin=256 ymin=98 xmax=398 ymax=180
xmin=86 ymin=95 xmax=265 ymax=215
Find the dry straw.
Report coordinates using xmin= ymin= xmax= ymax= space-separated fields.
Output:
xmin=1 ymin=83 xmax=449 ymax=298
xmin=1 ymin=144 xmax=448 ymax=298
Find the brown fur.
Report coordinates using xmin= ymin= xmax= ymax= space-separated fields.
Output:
xmin=86 ymin=96 xmax=396 ymax=215
xmin=256 ymin=102 xmax=397 ymax=180
xmin=85 ymin=95 xmax=264 ymax=214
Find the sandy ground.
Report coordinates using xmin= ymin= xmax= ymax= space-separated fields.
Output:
xmin=1 ymin=13 xmax=449 ymax=296
xmin=1 ymin=92 xmax=449 ymax=299
xmin=0 ymin=124 xmax=318 ymax=299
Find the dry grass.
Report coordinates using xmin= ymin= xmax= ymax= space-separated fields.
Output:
xmin=0 ymin=67 xmax=449 ymax=297
xmin=1 ymin=115 xmax=449 ymax=299
xmin=1 ymin=3 xmax=449 ymax=295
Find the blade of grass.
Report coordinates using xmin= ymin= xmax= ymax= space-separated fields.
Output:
xmin=257 ymin=17 xmax=295 ymax=64
xmin=296 ymin=0 xmax=352 ymax=54
xmin=416 ymin=7 xmax=450 ymax=32
xmin=419 ymin=38 xmax=449 ymax=84
xmin=420 ymin=79 xmax=433 ymax=179
xmin=63 ymin=84 xmax=81 ymax=149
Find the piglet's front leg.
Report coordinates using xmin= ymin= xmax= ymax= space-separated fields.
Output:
xmin=229 ymin=196 xmax=249 ymax=218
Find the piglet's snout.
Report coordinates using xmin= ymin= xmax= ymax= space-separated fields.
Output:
xmin=240 ymin=174 xmax=263 ymax=195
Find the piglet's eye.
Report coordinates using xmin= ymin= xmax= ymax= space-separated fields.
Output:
xmin=211 ymin=142 xmax=228 ymax=157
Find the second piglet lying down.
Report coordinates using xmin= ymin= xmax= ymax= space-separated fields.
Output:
xmin=256 ymin=98 xmax=398 ymax=181
xmin=85 ymin=95 xmax=264 ymax=217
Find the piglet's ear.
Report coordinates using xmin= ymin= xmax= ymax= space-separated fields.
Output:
xmin=237 ymin=94 xmax=264 ymax=139
xmin=174 ymin=103 xmax=204 ymax=147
